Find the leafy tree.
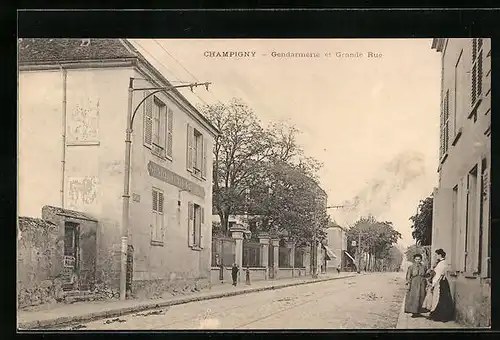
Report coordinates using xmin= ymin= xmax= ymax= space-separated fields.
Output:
xmin=246 ymin=160 xmax=329 ymax=245
xmin=200 ymin=99 xmax=272 ymax=233
xmin=346 ymin=216 xmax=402 ymax=271
xmin=405 ymin=244 xmax=432 ymax=268
xmin=387 ymin=246 xmax=403 ymax=271
xmin=409 ymin=194 xmax=433 ymax=246
xmin=200 ymin=98 xmax=325 ymax=240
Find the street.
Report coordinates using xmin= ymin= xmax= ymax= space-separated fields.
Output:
xmin=62 ymin=272 xmax=407 ymax=330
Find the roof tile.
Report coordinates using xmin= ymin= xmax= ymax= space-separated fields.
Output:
xmin=18 ymin=38 xmax=137 ymax=64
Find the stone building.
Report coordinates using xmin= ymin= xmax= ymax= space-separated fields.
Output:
xmin=18 ymin=39 xmax=219 ymax=298
xmin=431 ymin=38 xmax=491 ymax=327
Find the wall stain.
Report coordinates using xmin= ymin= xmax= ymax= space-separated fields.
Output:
xmin=68 ymin=97 xmax=100 ymax=142
xmin=68 ymin=177 xmax=98 ymax=208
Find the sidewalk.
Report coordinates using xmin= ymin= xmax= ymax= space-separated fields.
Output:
xmin=18 ymin=272 xmax=356 ymax=330
xmin=395 ymin=297 xmax=464 ymax=329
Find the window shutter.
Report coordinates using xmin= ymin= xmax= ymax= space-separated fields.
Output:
xmin=459 ymin=178 xmax=467 ymax=272
xmin=187 ymin=124 xmax=194 ymax=172
xmin=152 ymin=190 xmax=158 ymax=240
xmin=478 ymin=50 xmax=483 ymax=98
xmin=201 ymin=136 xmax=207 ymax=179
xmin=444 ymin=91 xmax=449 ymax=153
xmin=166 ymin=108 xmax=173 ymax=158
xmin=188 ymin=201 xmax=194 ymax=247
xmin=200 ymin=207 xmax=205 ymax=248
xmin=152 ymin=190 xmax=158 ymax=212
xmin=144 ymin=91 xmax=153 ymax=148
xmin=158 ymin=192 xmax=164 ymax=241
xmin=439 ymin=103 xmax=444 ymax=158
xmin=159 ymin=105 xmax=166 ymax=153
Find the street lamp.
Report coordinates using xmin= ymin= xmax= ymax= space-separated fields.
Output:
xmin=119 ymin=77 xmax=211 ymax=300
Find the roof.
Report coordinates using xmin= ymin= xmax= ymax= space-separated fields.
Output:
xmin=18 ymin=38 xmax=137 ymax=64
xmin=18 ymin=216 xmax=57 ymax=231
xmin=431 ymin=38 xmax=446 ymax=52
xmin=18 ymin=38 xmax=220 ymax=137
xmin=328 ymin=220 xmax=343 ymax=229
xmin=43 ymin=205 xmax=98 ymax=222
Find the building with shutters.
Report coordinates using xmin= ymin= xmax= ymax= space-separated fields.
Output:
xmin=18 ymin=38 xmax=219 ymax=297
xmin=430 ymin=38 xmax=491 ymax=327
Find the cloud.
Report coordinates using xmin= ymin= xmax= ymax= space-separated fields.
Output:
xmin=337 ymin=150 xmax=426 ymax=226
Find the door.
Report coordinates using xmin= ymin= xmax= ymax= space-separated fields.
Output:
xmin=63 ymin=222 xmax=80 ymax=290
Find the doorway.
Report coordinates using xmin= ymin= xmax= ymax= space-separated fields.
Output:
xmin=63 ymin=222 xmax=80 ymax=290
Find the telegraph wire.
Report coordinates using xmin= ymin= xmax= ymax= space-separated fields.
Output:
xmin=151 ymin=39 xmax=236 ymax=114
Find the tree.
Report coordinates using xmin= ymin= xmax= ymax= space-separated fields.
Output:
xmin=409 ymin=194 xmax=433 ymax=246
xmin=346 ymin=216 xmax=402 ymax=271
xmin=387 ymin=246 xmax=403 ymax=272
xmin=200 ymin=99 xmax=272 ymax=233
xmin=246 ymin=159 xmax=329 ymax=245
xmin=200 ymin=98 xmax=323 ymax=238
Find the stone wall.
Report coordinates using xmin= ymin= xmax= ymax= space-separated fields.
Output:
xmin=131 ymin=277 xmax=210 ymax=299
xmin=17 ymin=217 xmax=65 ymax=309
xmin=453 ymin=276 xmax=491 ymax=327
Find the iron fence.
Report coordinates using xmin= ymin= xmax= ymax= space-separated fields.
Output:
xmin=243 ymin=240 xmax=261 ymax=267
xmin=212 ymin=237 xmax=236 ymax=267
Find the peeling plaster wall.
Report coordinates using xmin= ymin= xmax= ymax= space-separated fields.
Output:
xmin=17 ymin=217 xmax=64 ymax=309
xmin=18 ymin=67 xmax=132 ymax=290
xmin=18 ymin=70 xmax=64 ymax=218
xmin=63 ymin=68 xmax=131 ymax=288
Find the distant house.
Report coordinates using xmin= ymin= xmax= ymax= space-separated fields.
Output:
xmin=431 ymin=38 xmax=491 ymax=327
xmin=325 ymin=221 xmax=348 ymax=270
xmin=18 ymin=38 xmax=219 ymax=298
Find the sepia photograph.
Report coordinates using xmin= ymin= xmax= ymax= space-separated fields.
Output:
xmin=17 ymin=37 xmax=491 ymax=330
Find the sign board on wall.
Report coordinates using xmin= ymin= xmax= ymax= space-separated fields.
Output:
xmin=147 ymin=161 xmax=205 ymax=199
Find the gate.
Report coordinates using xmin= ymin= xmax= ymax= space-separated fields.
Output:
xmin=243 ymin=239 xmax=261 ymax=267
xmin=212 ymin=237 xmax=236 ymax=267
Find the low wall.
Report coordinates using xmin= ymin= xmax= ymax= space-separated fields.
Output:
xmin=450 ymin=275 xmax=491 ymax=327
xmin=17 ymin=217 xmax=65 ymax=309
xmin=278 ymin=267 xmax=306 ymax=279
xmin=131 ymin=277 xmax=210 ymax=299
xmin=211 ymin=267 xmax=267 ymax=285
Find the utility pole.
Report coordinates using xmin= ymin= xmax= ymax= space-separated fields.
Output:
xmin=119 ymin=78 xmax=211 ymax=301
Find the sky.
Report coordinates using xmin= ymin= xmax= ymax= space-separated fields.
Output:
xmin=129 ymin=39 xmax=441 ymax=247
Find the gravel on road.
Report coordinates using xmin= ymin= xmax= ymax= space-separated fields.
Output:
xmin=61 ymin=272 xmax=407 ymax=330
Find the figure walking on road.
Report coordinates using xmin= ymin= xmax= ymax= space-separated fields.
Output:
xmin=428 ymin=249 xmax=455 ymax=322
xmin=231 ymin=263 xmax=239 ymax=286
xmin=404 ymin=253 xmax=427 ymax=318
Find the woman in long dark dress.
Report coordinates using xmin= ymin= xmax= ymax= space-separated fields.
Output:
xmin=404 ymin=253 xmax=427 ymax=318
xmin=428 ymin=249 xmax=455 ymax=322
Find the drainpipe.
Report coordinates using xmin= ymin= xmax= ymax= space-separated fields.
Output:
xmin=60 ymin=65 xmax=68 ymax=208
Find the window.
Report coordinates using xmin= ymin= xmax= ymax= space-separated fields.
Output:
xmin=188 ymin=202 xmax=204 ymax=248
xmin=440 ymin=90 xmax=450 ymax=158
xmin=471 ymin=38 xmax=484 ymax=114
xmin=143 ymin=92 xmax=173 ymax=159
xmin=451 ymin=185 xmax=459 ymax=272
xmin=480 ymin=158 xmax=490 ymax=277
xmin=193 ymin=130 xmax=203 ymax=175
xmin=186 ymin=124 xmax=207 ymax=179
xmin=151 ymin=188 xmax=164 ymax=245
xmin=152 ymin=98 xmax=163 ymax=146
xmin=465 ymin=165 xmax=478 ymax=274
